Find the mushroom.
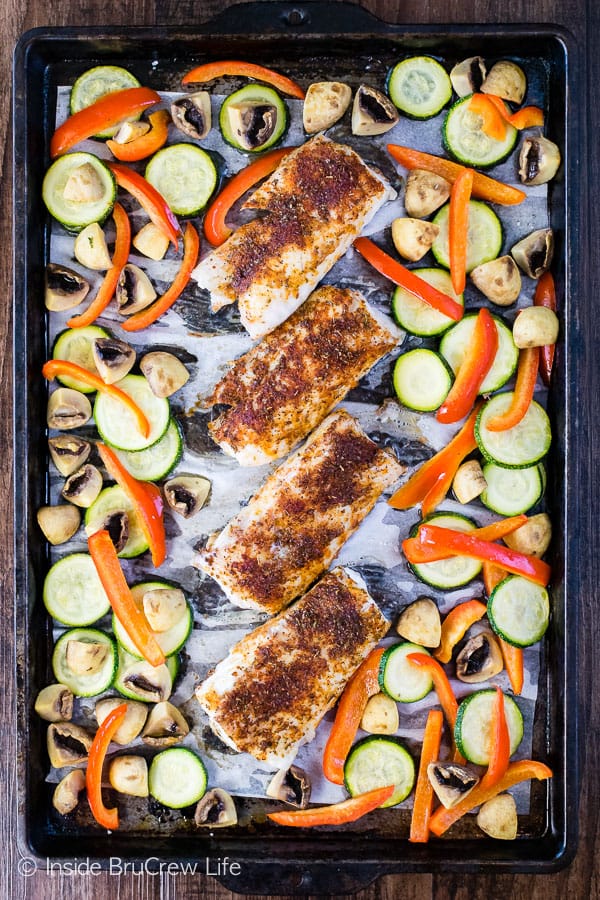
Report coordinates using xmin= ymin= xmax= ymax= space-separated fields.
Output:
xmin=427 ymin=762 xmax=479 ymax=809
xmin=116 ymin=263 xmax=157 ymax=315
xmin=481 ymin=61 xmax=527 ymax=104
xmin=450 ymin=57 xmax=487 ymax=97
xmin=142 ymin=588 xmax=187 ymax=632
xmin=133 ymin=222 xmax=170 ymax=261
xmin=120 ymin=659 xmax=172 ymax=703
xmin=171 ymin=92 xmax=211 ymax=140
xmin=139 ymin=351 xmax=189 ymax=398
xmin=142 ymin=701 xmax=190 ymax=747
xmin=518 ymin=135 xmax=561 ymax=186
xmin=53 ymin=769 xmax=86 ymax=815
xmin=225 ymin=100 xmax=279 ymax=151
xmin=163 ymin=475 xmax=211 ymax=518
xmin=476 ymin=793 xmax=518 ymax=839
xmin=113 ymin=120 xmax=151 ymax=144
xmin=351 ymin=84 xmax=399 ymax=136
xmin=456 ymin=632 xmax=504 ymax=683
xmin=511 ymin=229 xmax=554 ymax=279
xmin=360 ymin=693 xmax=399 ymax=735
xmin=48 ymin=436 xmax=91 ymax=476
xmin=470 ymin=256 xmax=522 ymax=306
xmin=65 ymin=639 xmax=110 ymax=675
xmin=47 ymin=388 xmax=92 ymax=430
xmin=73 ymin=222 xmax=113 ymax=271
xmin=61 ymin=463 xmax=103 ymax=508
xmin=95 ymin=698 xmax=148 ymax=744
xmin=92 ymin=338 xmax=136 ymax=384
xmin=47 ymin=722 xmax=93 ymax=768
xmin=63 ymin=163 xmax=106 ymax=203
xmin=512 ymin=306 xmax=559 ymax=349
xmin=36 ymin=505 xmax=81 ymax=545
xmin=109 ymin=755 xmax=149 ymax=797
xmin=395 ymin=597 xmax=441 ymax=648
xmin=404 ymin=169 xmax=451 ymax=218
xmin=195 ymin=788 xmax=238 ymax=827
xmin=45 ymin=263 xmax=90 ymax=312
xmin=391 ymin=217 xmax=440 ymax=262
xmin=303 ymin=82 xmax=352 ymax=133
xmin=452 ymin=460 xmax=487 ymax=505
xmin=503 ymin=512 xmax=552 ymax=557
xmin=35 ymin=684 xmax=74 ymax=722
xmin=98 ymin=510 xmax=129 ymax=553
xmin=266 ymin=765 xmax=311 ymax=808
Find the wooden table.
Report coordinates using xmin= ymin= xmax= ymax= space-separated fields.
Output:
xmin=2 ymin=1 xmax=597 ymax=897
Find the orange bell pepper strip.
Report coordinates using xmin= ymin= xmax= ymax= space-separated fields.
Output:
xmin=387 ymin=144 xmax=526 ymax=206
xmin=436 ymin=308 xmax=497 ymax=424
xmin=482 ymin=562 xmax=525 ymax=695
xmin=67 ymin=201 xmax=131 ymax=329
xmin=429 ymin=759 xmax=552 ymax=836
xmin=409 ymin=709 xmax=444 ymax=843
xmin=481 ymin=686 xmax=510 ymax=789
xmin=534 ymin=272 xmax=557 ymax=386
xmin=406 ymin=654 xmax=458 ymax=730
xmin=404 ymin=515 xmax=528 ymax=564
xmin=42 ymin=359 xmax=150 ymax=439
xmin=204 ymin=148 xmax=293 ymax=246
xmin=448 ymin=167 xmax=473 ymax=296
xmin=97 ymin=442 xmax=166 ymax=567
xmin=468 ymin=94 xmax=507 ymax=141
xmin=121 ymin=222 xmax=200 ymax=331
xmin=508 ymin=106 xmax=545 ymax=129
xmin=268 ymin=785 xmax=394 ymax=827
xmin=50 ymin=87 xmax=162 ymax=158
xmin=106 ymin=109 xmax=170 ymax=162
xmin=486 ymin=348 xmax=539 ymax=432
xmin=323 ymin=647 xmax=385 ymax=785
xmin=88 ymin=529 xmax=165 ymax=666
xmin=86 ymin=701 xmax=128 ymax=830
xmin=108 ymin=162 xmax=180 ymax=247
xmin=354 ymin=238 xmax=463 ymax=322
xmin=434 ymin=600 xmax=487 ymax=664
xmin=182 ymin=60 xmax=305 ymax=99
xmin=482 ymin=560 xmax=508 ymax=596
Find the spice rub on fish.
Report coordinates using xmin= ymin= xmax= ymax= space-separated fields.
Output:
xmin=195 ymin=567 xmax=389 ymax=766
xmin=204 ymin=285 xmax=400 ymax=466
xmin=194 ymin=410 xmax=405 ymax=614
xmin=192 ymin=135 xmax=393 ymax=340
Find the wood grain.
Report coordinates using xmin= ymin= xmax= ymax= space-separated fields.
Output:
xmin=2 ymin=1 xmax=596 ymax=898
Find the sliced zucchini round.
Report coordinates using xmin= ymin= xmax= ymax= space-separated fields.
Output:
xmin=149 ymin=747 xmax=208 ymax=808
xmin=219 ymin=84 xmax=288 ymax=152
xmin=112 ymin=418 xmax=183 ymax=482
xmin=84 ymin=484 xmax=149 ymax=558
xmin=94 ymin=373 xmax=170 ymax=452
xmin=112 ymin=580 xmax=192 ymax=658
xmin=52 ymin=326 xmax=111 ymax=393
xmin=480 ymin=462 xmax=544 ymax=516
xmin=454 ymin=689 xmax=524 ymax=765
xmin=344 ymin=736 xmax=415 ymax=807
xmin=43 ymin=553 xmax=111 ymax=626
xmin=476 ymin=395 xmax=552 ymax=469
xmin=488 ymin=575 xmax=550 ymax=647
xmin=70 ymin=65 xmax=141 ymax=138
xmin=42 ymin=152 xmax=116 ymax=231
xmin=52 ymin=628 xmax=117 ymax=697
xmin=391 ymin=268 xmax=464 ymax=337
xmin=439 ymin=313 xmax=518 ymax=394
xmin=378 ymin=642 xmax=433 ymax=702
xmin=409 ymin=512 xmax=483 ymax=589
xmin=432 ymin=200 xmax=503 ymax=273
xmin=145 ymin=144 xmax=218 ymax=217
xmin=388 ymin=57 xmax=452 ymax=119
xmin=393 ymin=349 xmax=453 ymax=412
xmin=443 ymin=95 xmax=518 ymax=168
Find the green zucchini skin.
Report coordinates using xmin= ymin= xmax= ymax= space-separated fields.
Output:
xmin=149 ymin=747 xmax=208 ymax=808
xmin=219 ymin=84 xmax=289 ymax=152
xmin=487 ymin=575 xmax=550 ymax=647
xmin=454 ymin=689 xmax=524 ymax=765
xmin=42 ymin=152 xmax=116 ymax=231
xmin=388 ymin=56 xmax=452 ymax=119
xmin=344 ymin=735 xmax=415 ymax=807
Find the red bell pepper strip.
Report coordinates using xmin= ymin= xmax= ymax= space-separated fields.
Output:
xmin=50 ymin=87 xmax=162 ymax=158
xmin=534 ymin=272 xmax=557 ymax=386
xmin=468 ymin=94 xmax=508 ymax=141
xmin=508 ymin=106 xmax=545 ymax=129
xmin=481 ymin=686 xmax=510 ymax=789
xmin=323 ymin=647 xmax=385 ymax=785
xmin=436 ymin=308 xmax=498 ymax=424
xmin=406 ymin=654 xmax=459 ymax=730
xmin=97 ymin=442 xmax=166 ymax=567
xmin=482 ymin=562 xmax=525 ymax=695
xmin=42 ymin=359 xmax=150 ymax=439
xmin=86 ymin=701 xmax=128 ymax=830
xmin=108 ymin=162 xmax=180 ymax=247
xmin=121 ymin=222 xmax=200 ymax=331
xmin=182 ymin=60 xmax=305 ymax=99
xmin=486 ymin=348 xmax=539 ymax=432
xmin=448 ymin=167 xmax=473 ymax=296
xmin=354 ymin=238 xmax=463 ymax=322
xmin=409 ymin=709 xmax=444 ymax=843
xmin=204 ymin=148 xmax=293 ymax=246
xmin=106 ymin=109 xmax=170 ymax=162
xmin=268 ymin=785 xmax=394 ymax=827
xmin=404 ymin=515 xmax=528 ymax=564
xmin=434 ymin=600 xmax=487 ymax=664
xmin=413 ymin=525 xmax=551 ymax=587
xmin=67 ymin=201 xmax=131 ymax=329
xmin=429 ymin=759 xmax=552 ymax=836
xmin=388 ymin=405 xmax=479 ymax=512
xmin=387 ymin=144 xmax=526 ymax=206
xmin=88 ymin=529 xmax=165 ymax=667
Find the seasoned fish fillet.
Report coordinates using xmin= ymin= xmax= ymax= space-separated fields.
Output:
xmin=195 ymin=566 xmax=389 ymax=766
xmin=195 ymin=410 xmax=405 ymax=614
xmin=192 ymin=135 xmax=393 ymax=339
xmin=205 ymin=285 xmax=400 ymax=466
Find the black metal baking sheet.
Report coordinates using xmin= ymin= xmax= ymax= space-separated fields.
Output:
xmin=13 ymin=4 xmax=580 ymax=892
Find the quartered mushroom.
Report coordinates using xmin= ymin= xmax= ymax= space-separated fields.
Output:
xmin=476 ymin=793 xmax=518 ymax=840
xmin=351 ymin=84 xmax=399 ymax=136
xmin=456 ymin=632 xmax=504 ymax=683
xmin=171 ymin=92 xmax=212 ymax=140
xmin=92 ymin=337 xmax=136 ymax=384
xmin=113 ymin=120 xmax=151 ymax=144
xmin=518 ymin=135 xmax=561 ymax=186
xmin=266 ymin=765 xmax=311 ymax=809
xmin=47 ymin=722 xmax=93 ymax=768
xmin=133 ymin=222 xmax=170 ymax=261
xmin=470 ymin=255 xmax=522 ymax=306
xmin=99 ymin=510 xmax=130 ymax=553
xmin=120 ymin=659 xmax=172 ymax=703
xmin=395 ymin=597 xmax=441 ymax=648
xmin=116 ymin=263 xmax=157 ymax=316
xmin=452 ymin=459 xmax=487 ymax=505
xmin=140 ymin=351 xmax=189 ymax=398
xmin=65 ymin=638 xmax=110 ymax=675
xmin=427 ymin=762 xmax=479 ymax=809
xmin=511 ymin=228 xmax=554 ymax=279
xmin=481 ymin=60 xmax=527 ymax=104
xmin=391 ymin=217 xmax=440 ymax=262
xmin=142 ymin=588 xmax=187 ymax=632
xmin=36 ymin=504 xmax=81 ymax=545
xmin=45 ymin=263 xmax=90 ymax=312
xmin=225 ymin=100 xmax=279 ymax=151
xmin=512 ymin=306 xmax=559 ymax=349
xmin=95 ymin=697 xmax=148 ymax=744
xmin=360 ymin=693 xmax=399 ymax=735
xmin=74 ymin=222 xmax=113 ymax=271
xmin=35 ymin=683 xmax=74 ymax=723
xmin=142 ymin=700 xmax=190 ymax=747
xmin=109 ymin=755 xmax=149 ymax=797
xmin=449 ymin=56 xmax=487 ymax=97
xmin=163 ymin=475 xmax=210 ymax=518
xmin=47 ymin=388 xmax=92 ymax=430
xmin=53 ymin=768 xmax=86 ymax=815
xmin=48 ymin=435 xmax=91 ymax=476
xmin=503 ymin=512 xmax=552 ymax=558
xmin=303 ymin=81 xmax=352 ymax=133
xmin=195 ymin=788 xmax=238 ymax=827
xmin=404 ymin=169 xmax=451 ymax=218
xmin=63 ymin=163 xmax=106 ymax=203
xmin=61 ymin=463 xmax=103 ymax=508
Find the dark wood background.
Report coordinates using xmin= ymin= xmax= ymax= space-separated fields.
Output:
xmin=2 ymin=0 xmax=597 ymax=898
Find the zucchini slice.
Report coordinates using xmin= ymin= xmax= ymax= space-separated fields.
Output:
xmin=409 ymin=512 xmax=483 ymax=589
xmin=432 ymin=200 xmax=503 ymax=273
xmin=70 ymin=65 xmax=141 ymax=138
xmin=42 ymin=152 xmax=116 ymax=231
xmin=476 ymin=395 xmax=552 ymax=469
xmin=112 ymin=580 xmax=192 ymax=658
xmin=392 ymin=349 xmax=453 ymax=412
xmin=439 ymin=312 xmax=518 ymax=395
xmin=391 ymin=268 xmax=464 ymax=337
xmin=480 ymin=462 xmax=544 ymax=516
xmin=488 ymin=575 xmax=550 ymax=647
xmin=388 ymin=56 xmax=452 ymax=119
xmin=52 ymin=628 xmax=117 ymax=696
xmin=443 ymin=95 xmax=518 ymax=168
xmin=94 ymin=374 xmax=170 ymax=452
xmin=149 ymin=747 xmax=208 ymax=808
xmin=85 ymin=484 xmax=150 ymax=558
xmin=52 ymin=326 xmax=111 ymax=393
xmin=43 ymin=552 xmax=111 ymax=626
xmin=378 ymin=642 xmax=433 ymax=702
xmin=219 ymin=84 xmax=288 ymax=152
xmin=344 ymin=736 xmax=415 ymax=807
xmin=145 ymin=144 xmax=218 ymax=216
xmin=112 ymin=418 xmax=183 ymax=482
xmin=454 ymin=689 xmax=524 ymax=765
